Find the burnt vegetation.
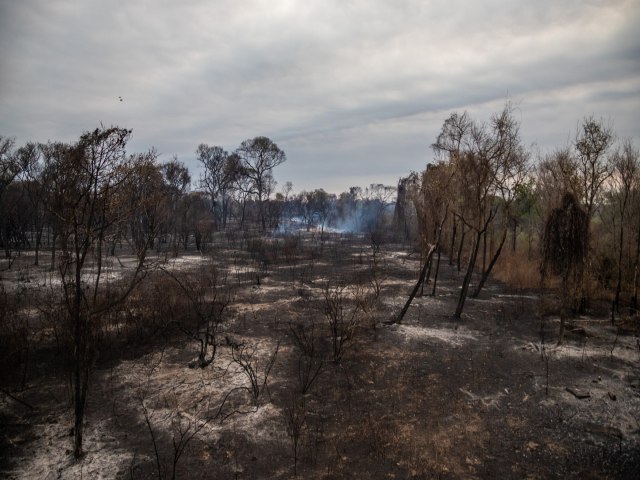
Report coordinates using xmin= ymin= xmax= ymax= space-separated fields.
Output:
xmin=1 ymin=110 xmax=639 ymax=478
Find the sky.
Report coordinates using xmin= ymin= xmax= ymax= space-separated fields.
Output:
xmin=1 ymin=0 xmax=639 ymax=194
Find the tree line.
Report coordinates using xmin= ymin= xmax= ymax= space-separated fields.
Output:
xmin=1 ymin=130 xmax=401 ymax=264
xmin=394 ymin=104 xmax=639 ymax=334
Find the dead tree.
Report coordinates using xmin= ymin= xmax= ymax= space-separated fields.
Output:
xmin=161 ymin=264 xmax=230 ymax=369
xmin=289 ymin=322 xmax=324 ymax=394
xmin=542 ymin=192 xmax=589 ymax=345
xmin=230 ymin=339 xmax=280 ymax=406
xmin=392 ymin=243 xmax=437 ymax=324
xmin=432 ymin=104 xmax=528 ymax=319
xmin=323 ymin=282 xmax=362 ymax=362
xmin=610 ymin=140 xmax=639 ymax=321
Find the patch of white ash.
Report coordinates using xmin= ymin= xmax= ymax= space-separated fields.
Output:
xmin=392 ymin=324 xmax=478 ymax=347
xmin=8 ymin=416 xmax=133 ymax=480
xmin=459 ymin=387 xmax=506 ymax=409
xmin=536 ymin=337 xmax=639 ymax=364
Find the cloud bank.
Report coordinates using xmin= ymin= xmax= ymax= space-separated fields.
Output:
xmin=1 ymin=0 xmax=639 ymax=193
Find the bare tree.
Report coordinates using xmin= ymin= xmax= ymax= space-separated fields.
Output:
xmin=236 ymin=136 xmax=286 ymax=231
xmin=123 ymin=153 xmax=167 ymax=254
xmin=229 ymin=154 xmax=254 ymax=229
xmin=432 ymin=103 xmax=527 ymax=319
xmin=39 ymin=141 xmax=74 ymax=270
xmin=50 ymin=126 xmax=153 ymax=457
xmin=181 ymin=191 xmax=213 ymax=252
xmin=160 ymin=158 xmax=190 ymax=255
xmin=575 ymin=117 xmax=615 ymax=221
xmin=17 ymin=143 xmax=46 ymax=265
xmin=0 ymin=136 xmax=19 ymax=199
xmin=161 ymin=263 xmax=230 ymax=369
xmin=289 ymin=321 xmax=324 ymax=394
xmin=610 ymin=140 xmax=639 ymax=320
xmin=285 ymin=392 xmax=307 ymax=476
xmin=0 ymin=136 xmax=23 ymax=259
xmin=393 ymin=174 xmax=418 ymax=242
xmin=229 ymin=339 xmax=280 ymax=407
xmin=536 ymin=148 xmax=580 ymax=219
xmin=296 ymin=189 xmax=334 ymax=234
xmin=361 ymin=183 xmax=396 ymax=233
xmin=323 ymin=282 xmax=364 ymax=362
xmin=197 ymin=144 xmax=238 ymax=229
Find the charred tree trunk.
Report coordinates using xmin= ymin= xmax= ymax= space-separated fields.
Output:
xmin=34 ymin=225 xmax=43 ymax=266
xmin=558 ymin=269 xmax=569 ymax=345
xmin=631 ymin=219 xmax=640 ymax=313
xmin=612 ymin=207 xmax=626 ymax=323
xmin=431 ymin=245 xmax=442 ymax=296
xmin=449 ymin=217 xmax=457 ymax=266
xmin=50 ymin=229 xmax=58 ymax=271
xmin=471 ymin=228 xmax=508 ymax=298
xmin=420 ymin=254 xmax=433 ymax=296
xmin=393 ymin=244 xmax=436 ymax=324
xmin=454 ymin=229 xmax=482 ymax=320
xmin=456 ymin=224 xmax=466 ymax=272
xmin=482 ymin=228 xmax=488 ymax=274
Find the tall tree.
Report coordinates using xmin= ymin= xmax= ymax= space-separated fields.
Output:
xmin=610 ymin=140 xmax=639 ymax=320
xmin=123 ymin=152 xmax=167 ymax=254
xmin=542 ymin=193 xmax=589 ymax=345
xmin=433 ymin=103 xmax=527 ymax=318
xmin=40 ymin=142 xmax=74 ymax=270
xmin=0 ymin=136 xmax=22 ymax=258
xmin=574 ymin=117 xmax=615 ymax=312
xmin=196 ymin=144 xmax=238 ymax=229
xmin=18 ymin=143 xmax=47 ymax=265
xmin=575 ymin=117 xmax=615 ymax=221
xmin=161 ymin=157 xmax=190 ymax=254
xmin=50 ymin=126 xmax=152 ymax=457
xmin=236 ymin=136 xmax=286 ymax=231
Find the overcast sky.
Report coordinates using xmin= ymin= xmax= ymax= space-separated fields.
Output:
xmin=1 ymin=0 xmax=639 ymax=194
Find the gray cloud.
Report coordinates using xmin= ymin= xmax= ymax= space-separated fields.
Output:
xmin=1 ymin=0 xmax=639 ymax=193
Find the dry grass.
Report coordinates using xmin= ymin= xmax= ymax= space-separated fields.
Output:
xmin=492 ymin=250 xmax=542 ymax=290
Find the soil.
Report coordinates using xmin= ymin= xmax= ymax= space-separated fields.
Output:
xmin=1 ymin=232 xmax=639 ymax=479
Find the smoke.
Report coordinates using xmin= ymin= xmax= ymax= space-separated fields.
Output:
xmin=274 ymin=185 xmax=397 ymax=235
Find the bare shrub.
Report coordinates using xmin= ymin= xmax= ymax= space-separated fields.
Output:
xmin=137 ymin=353 xmax=213 ymax=480
xmin=161 ymin=263 xmax=231 ymax=368
xmin=323 ymin=282 xmax=364 ymax=363
xmin=285 ymin=392 xmax=307 ymax=476
xmin=228 ymin=338 xmax=280 ymax=407
xmin=289 ymin=322 xmax=324 ymax=394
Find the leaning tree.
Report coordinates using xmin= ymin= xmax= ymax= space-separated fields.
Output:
xmin=542 ymin=192 xmax=589 ymax=345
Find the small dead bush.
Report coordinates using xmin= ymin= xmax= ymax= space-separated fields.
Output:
xmin=228 ymin=339 xmax=280 ymax=408
xmin=290 ymin=321 xmax=325 ymax=394
xmin=161 ymin=264 xmax=231 ymax=368
xmin=323 ymin=282 xmax=366 ymax=363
